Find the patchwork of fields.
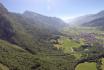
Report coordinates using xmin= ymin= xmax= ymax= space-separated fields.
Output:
xmin=54 ymin=26 xmax=104 ymax=70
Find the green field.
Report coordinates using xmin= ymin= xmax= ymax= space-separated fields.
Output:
xmin=53 ymin=36 xmax=81 ymax=53
xmin=53 ymin=36 xmax=82 ymax=59
xmin=101 ymin=58 xmax=104 ymax=70
xmin=60 ymin=37 xmax=81 ymax=53
xmin=75 ymin=62 xmax=97 ymax=70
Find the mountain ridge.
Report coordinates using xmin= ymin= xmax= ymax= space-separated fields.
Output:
xmin=68 ymin=10 xmax=104 ymax=29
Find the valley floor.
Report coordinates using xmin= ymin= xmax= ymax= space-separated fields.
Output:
xmin=53 ymin=26 xmax=104 ymax=70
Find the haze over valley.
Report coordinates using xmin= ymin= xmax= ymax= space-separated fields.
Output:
xmin=0 ymin=0 xmax=104 ymax=70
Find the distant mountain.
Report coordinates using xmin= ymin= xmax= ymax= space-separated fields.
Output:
xmin=68 ymin=14 xmax=95 ymax=25
xmin=68 ymin=10 xmax=104 ymax=29
xmin=23 ymin=11 xmax=66 ymax=34
xmin=0 ymin=3 xmax=74 ymax=70
xmin=82 ymin=11 xmax=104 ymax=29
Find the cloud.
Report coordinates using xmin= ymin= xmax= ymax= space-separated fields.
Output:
xmin=59 ymin=16 xmax=77 ymax=21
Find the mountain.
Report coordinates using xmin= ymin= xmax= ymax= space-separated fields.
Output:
xmin=0 ymin=3 xmax=75 ymax=70
xmin=82 ymin=11 xmax=104 ymax=29
xmin=68 ymin=14 xmax=95 ymax=25
xmin=68 ymin=10 xmax=104 ymax=28
xmin=0 ymin=3 xmax=8 ymax=14
xmin=23 ymin=11 xmax=66 ymax=35
xmin=84 ymin=17 xmax=104 ymax=27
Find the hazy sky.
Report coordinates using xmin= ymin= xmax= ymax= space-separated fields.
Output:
xmin=0 ymin=0 xmax=104 ymax=20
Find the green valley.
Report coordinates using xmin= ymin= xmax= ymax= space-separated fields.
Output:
xmin=0 ymin=2 xmax=104 ymax=70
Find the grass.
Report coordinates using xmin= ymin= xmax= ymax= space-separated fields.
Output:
xmin=62 ymin=26 xmax=104 ymax=36
xmin=75 ymin=62 xmax=97 ymax=70
xmin=0 ymin=63 xmax=9 ymax=70
xmin=53 ymin=36 xmax=81 ymax=53
xmin=61 ymin=37 xmax=82 ymax=59
xmin=101 ymin=58 xmax=104 ymax=70
xmin=60 ymin=37 xmax=81 ymax=53
xmin=54 ymin=36 xmax=82 ymax=59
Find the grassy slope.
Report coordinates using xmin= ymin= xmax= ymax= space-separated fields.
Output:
xmin=0 ymin=39 xmax=76 ymax=70
xmin=0 ymin=39 xmax=40 ymax=70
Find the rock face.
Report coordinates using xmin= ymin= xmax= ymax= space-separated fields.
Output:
xmin=0 ymin=15 xmax=14 ymax=40
xmin=0 ymin=3 xmax=14 ymax=42
xmin=0 ymin=3 xmax=8 ymax=14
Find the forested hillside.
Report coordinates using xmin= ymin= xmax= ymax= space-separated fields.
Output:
xmin=0 ymin=3 xmax=75 ymax=70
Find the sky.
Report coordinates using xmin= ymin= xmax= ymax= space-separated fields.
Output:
xmin=0 ymin=0 xmax=104 ymax=20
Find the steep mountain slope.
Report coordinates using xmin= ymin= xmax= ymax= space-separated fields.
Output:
xmin=0 ymin=3 xmax=75 ymax=70
xmin=23 ymin=11 xmax=65 ymax=31
xmin=0 ymin=3 xmax=65 ymax=54
xmin=0 ymin=3 xmax=8 ymax=14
